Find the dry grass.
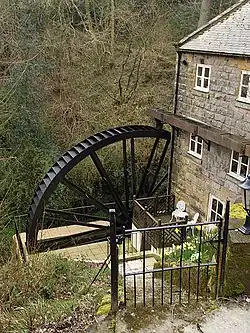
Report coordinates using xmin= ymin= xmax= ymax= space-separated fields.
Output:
xmin=0 ymin=1 xmax=177 ymax=225
xmin=0 ymin=254 xmax=110 ymax=333
xmin=1 ymin=0 xmax=177 ymax=150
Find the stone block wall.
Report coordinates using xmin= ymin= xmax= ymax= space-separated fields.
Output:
xmin=172 ymin=130 xmax=242 ymax=220
xmin=171 ymin=52 xmax=250 ymax=219
xmin=224 ymin=228 xmax=250 ymax=296
xmin=177 ymin=53 xmax=250 ymax=138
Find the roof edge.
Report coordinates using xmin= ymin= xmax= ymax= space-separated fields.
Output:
xmin=178 ymin=0 xmax=249 ymax=48
xmin=178 ymin=49 xmax=250 ymax=58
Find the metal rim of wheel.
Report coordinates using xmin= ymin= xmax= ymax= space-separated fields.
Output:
xmin=26 ymin=124 xmax=171 ymax=251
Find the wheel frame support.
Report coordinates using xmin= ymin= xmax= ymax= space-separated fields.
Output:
xmin=110 ymin=209 xmax=119 ymax=313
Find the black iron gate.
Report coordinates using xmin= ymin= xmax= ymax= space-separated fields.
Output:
xmin=109 ymin=201 xmax=230 ymax=310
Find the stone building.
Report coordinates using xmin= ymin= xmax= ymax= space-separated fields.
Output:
xmin=150 ymin=0 xmax=250 ymax=221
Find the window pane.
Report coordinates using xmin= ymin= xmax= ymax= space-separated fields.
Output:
xmin=212 ymin=199 xmax=217 ymax=211
xmin=190 ymin=141 xmax=195 ymax=151
xmin=197 ymin=144 xmax=202 ymax=155
xmin=218 ymin=202 xmax=223 ymax=216
xmin=241 ymin=155 xmax=248 ymax=165
xmin=198 ymin=66 xmax=202 ymax=76
xmin=197 ymin=137 xmax=203 ymax=143
xmin=231 ymin=161 xmax=238 ymax=173
xmin=204 ymin=78 xmax=209 ymax=88
xmin=211 ymin=211 xmax=216 ymax=221
xmin=197 ymin=77 xmax=202 ymax=87
xmin=233 ymin=151 xmax=239 ymax=160
xmin=204 ymin=68 xmax=210 ymax=78
xmin=242 ymin=74 xmax=250 ymax=86
xmin=240 ymin=164 xmax=247 ymax=178
xmin=241 ymin=86 xmax=248 ymax=98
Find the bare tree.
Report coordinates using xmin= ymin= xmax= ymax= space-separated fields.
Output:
xmin=198 ymin=0 xmax=212 ymax=28
xmin=85 ymin=0 xmax=93 ymax=33
xmin=110 ymin=0 xmax=115 ymax=61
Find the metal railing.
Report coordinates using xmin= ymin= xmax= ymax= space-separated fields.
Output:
xmin=133 ymin=195 xmax=183 ymax=248
xmin=88 ymin=202 xmax=230 ymax=311
xmin=136 ymin=194 xmax=175 ymax=216
xmin=121 ymin=220 xmax=224 ymax=307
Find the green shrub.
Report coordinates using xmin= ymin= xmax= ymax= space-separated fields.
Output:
xmin=153 ymin=233 xmax=218 ymax=297
xmin=230 ymin=203 xmax=245 ymax=220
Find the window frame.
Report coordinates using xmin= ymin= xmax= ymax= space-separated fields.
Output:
xmin=238 ymin=70 xmax=250 ymax=104
xmin=195 ymin=64 xmax=211 ymax=92
xmin=188 ymin=134 xmax=203 ymax=159
xmin=229 ymin=150 xmax=249 ymax=181
xmin=208 ymin=195 xmax=225 ymax=222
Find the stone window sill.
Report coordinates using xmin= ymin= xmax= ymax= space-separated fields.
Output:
xmin=235 ymin=99 xmax=250 ymax=110
xmin=187 ymin=151 xmax=202 ymax=164
xmin=194 ymin=87 xmax=209 ymax=93
xmin=237 ymin=97 xmax=250 ymax=104
xmin=226 ymin=172 xmax=245 ymax=183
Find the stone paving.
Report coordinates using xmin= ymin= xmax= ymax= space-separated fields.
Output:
xmin=116 ymin=302 xmax=250 ymax=333
xmin=16 ymin=222 xmax=110 ymax=262
xmin=183 ymin=305 xmax=250 ymax=333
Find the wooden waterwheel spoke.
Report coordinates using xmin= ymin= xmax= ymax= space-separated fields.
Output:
xmin=44 ymin=215 xmax=109 ymax=229
xmin=130 ymin=138 xmax=136 ymax=196
xmin=37 ymin=228 xmax=110 ymax=252
xmin=136 ymin=138 xmax=160 ymax=198
xmin=90 ymin=152 xmax=128 ymax=220
xmin=150 ymin=171 xmax=169 ymax=196
xmin=148 ymin=140 xmax=170 ymax=196
xmin=62 ymin=177 xmax=109 ymax=214
xmin=123 ymin=140 xmax=130 ymax=211
xmin=45 ymin=208 xmax=110 ymax=222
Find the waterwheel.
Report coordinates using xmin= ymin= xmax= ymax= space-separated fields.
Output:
xmin=26 ymin=123 xmax=172 ymax=252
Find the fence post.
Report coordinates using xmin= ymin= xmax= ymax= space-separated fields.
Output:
xmin=109 ymin=209 xmax=119 ymax=313
xmin=219 ymin=200 xmax=230 ymax=296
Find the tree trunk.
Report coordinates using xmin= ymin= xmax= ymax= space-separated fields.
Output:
xmin=85 ymin=0 xmax=93 ymax=33
xmin=110 ymin=0 xmax=115 ymax=61
xmin=198 ymin=0 xmax=212 ymax=28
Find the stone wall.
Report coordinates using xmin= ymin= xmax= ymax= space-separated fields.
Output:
xmin=172 ymin=130 xmax=242 ymax=220
xmin=225 ymin=227 xmax=250 ymax=296
xmin=171 ymin=52 xmax=250 ymax=218
xmin=177 ymin=53 xmax=250 ymax=138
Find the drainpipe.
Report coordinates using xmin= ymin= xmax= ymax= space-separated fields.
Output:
xmin=167 ymin=50 xmax=181 ymax=196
